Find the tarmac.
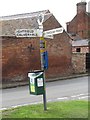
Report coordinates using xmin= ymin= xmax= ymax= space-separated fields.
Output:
xmin=1 ymin=73 xmax=89 ymax=89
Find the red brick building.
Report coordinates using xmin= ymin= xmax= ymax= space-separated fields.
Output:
xmin=66 ymin=1 xmax=90 ymax=53
xmin=66 ymin=1 xmax=90 ymax=39
xmin=66 ymin=1 xmax=90 ymax=73
xmin=0 ymin=10 xmax=73 ymax=87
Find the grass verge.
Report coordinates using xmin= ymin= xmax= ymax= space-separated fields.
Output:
xmin=1 ymin=100 xmax=88 ymax=119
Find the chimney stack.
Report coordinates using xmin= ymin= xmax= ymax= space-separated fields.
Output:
xmin=77 ymin=1 xmax=87 ymax=14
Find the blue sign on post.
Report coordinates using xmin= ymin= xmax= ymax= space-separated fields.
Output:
xmin=42 ymin=51 xmax=48 ymax=70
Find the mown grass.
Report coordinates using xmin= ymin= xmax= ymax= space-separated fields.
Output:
xmin=2 ymin=100 xmax=88 ymax=119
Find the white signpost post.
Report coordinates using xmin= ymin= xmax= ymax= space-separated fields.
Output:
xmin=15 ymin=13 xmax=64 ymax=111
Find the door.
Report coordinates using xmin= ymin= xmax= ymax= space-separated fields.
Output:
xmin=86 ymin=53 xmax=90 ymax=72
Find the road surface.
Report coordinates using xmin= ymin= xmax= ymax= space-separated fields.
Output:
xmin=0 ymin=76 xmax=88 ymax=110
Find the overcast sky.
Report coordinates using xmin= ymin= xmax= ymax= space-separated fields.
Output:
xmin=0 ymin=0 xmax=90 ymax=29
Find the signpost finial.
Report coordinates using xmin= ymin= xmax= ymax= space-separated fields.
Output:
xmin=37 ymin=13 xmax=44 ymax=26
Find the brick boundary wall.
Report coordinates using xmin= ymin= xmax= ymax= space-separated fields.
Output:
xmin=72 ymin=53 xmax=86 ymax=74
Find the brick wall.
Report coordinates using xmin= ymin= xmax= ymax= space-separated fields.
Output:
xmin=77 ymin=13 xmax=88 ymax=39
xmin=67 ymin=13 xmax=89 ymax=39
xmin=2 ymin=31 xmax=73 ymax=84
xmin=46 ymin=32 xmax=73 ymax=78
xmin=72 ymin=53 xmax=86 ymax=74
xmin=67 ymin=17 xmax=77 ymax=34
xmin=2 ymin=37 xmax=41 ymax=83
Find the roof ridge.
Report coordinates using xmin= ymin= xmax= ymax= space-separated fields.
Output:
xmin=0 ymin=10 xmax=50 ymax=21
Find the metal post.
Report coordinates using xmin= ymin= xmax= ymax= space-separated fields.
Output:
xmin=37 ymin=13 xmax=47 ymax=111
xmin=43 ymin=72 xmax=47 ymax=111
xmin=40 ymin=37 xmax=47 ymax=111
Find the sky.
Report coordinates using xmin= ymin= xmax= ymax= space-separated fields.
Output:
xmin=0 ymin=0 xmax=90 ymax=29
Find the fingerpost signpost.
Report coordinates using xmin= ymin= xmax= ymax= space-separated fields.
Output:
xmin=15 ymin=13 xmax=64 ymax=111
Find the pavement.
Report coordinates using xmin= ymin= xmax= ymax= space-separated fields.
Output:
xmin=1 ymin=73 xmax=89 ymax=89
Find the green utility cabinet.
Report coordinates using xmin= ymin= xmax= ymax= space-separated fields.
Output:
xmin=28 ymin=70 xmax=45 ymax=95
